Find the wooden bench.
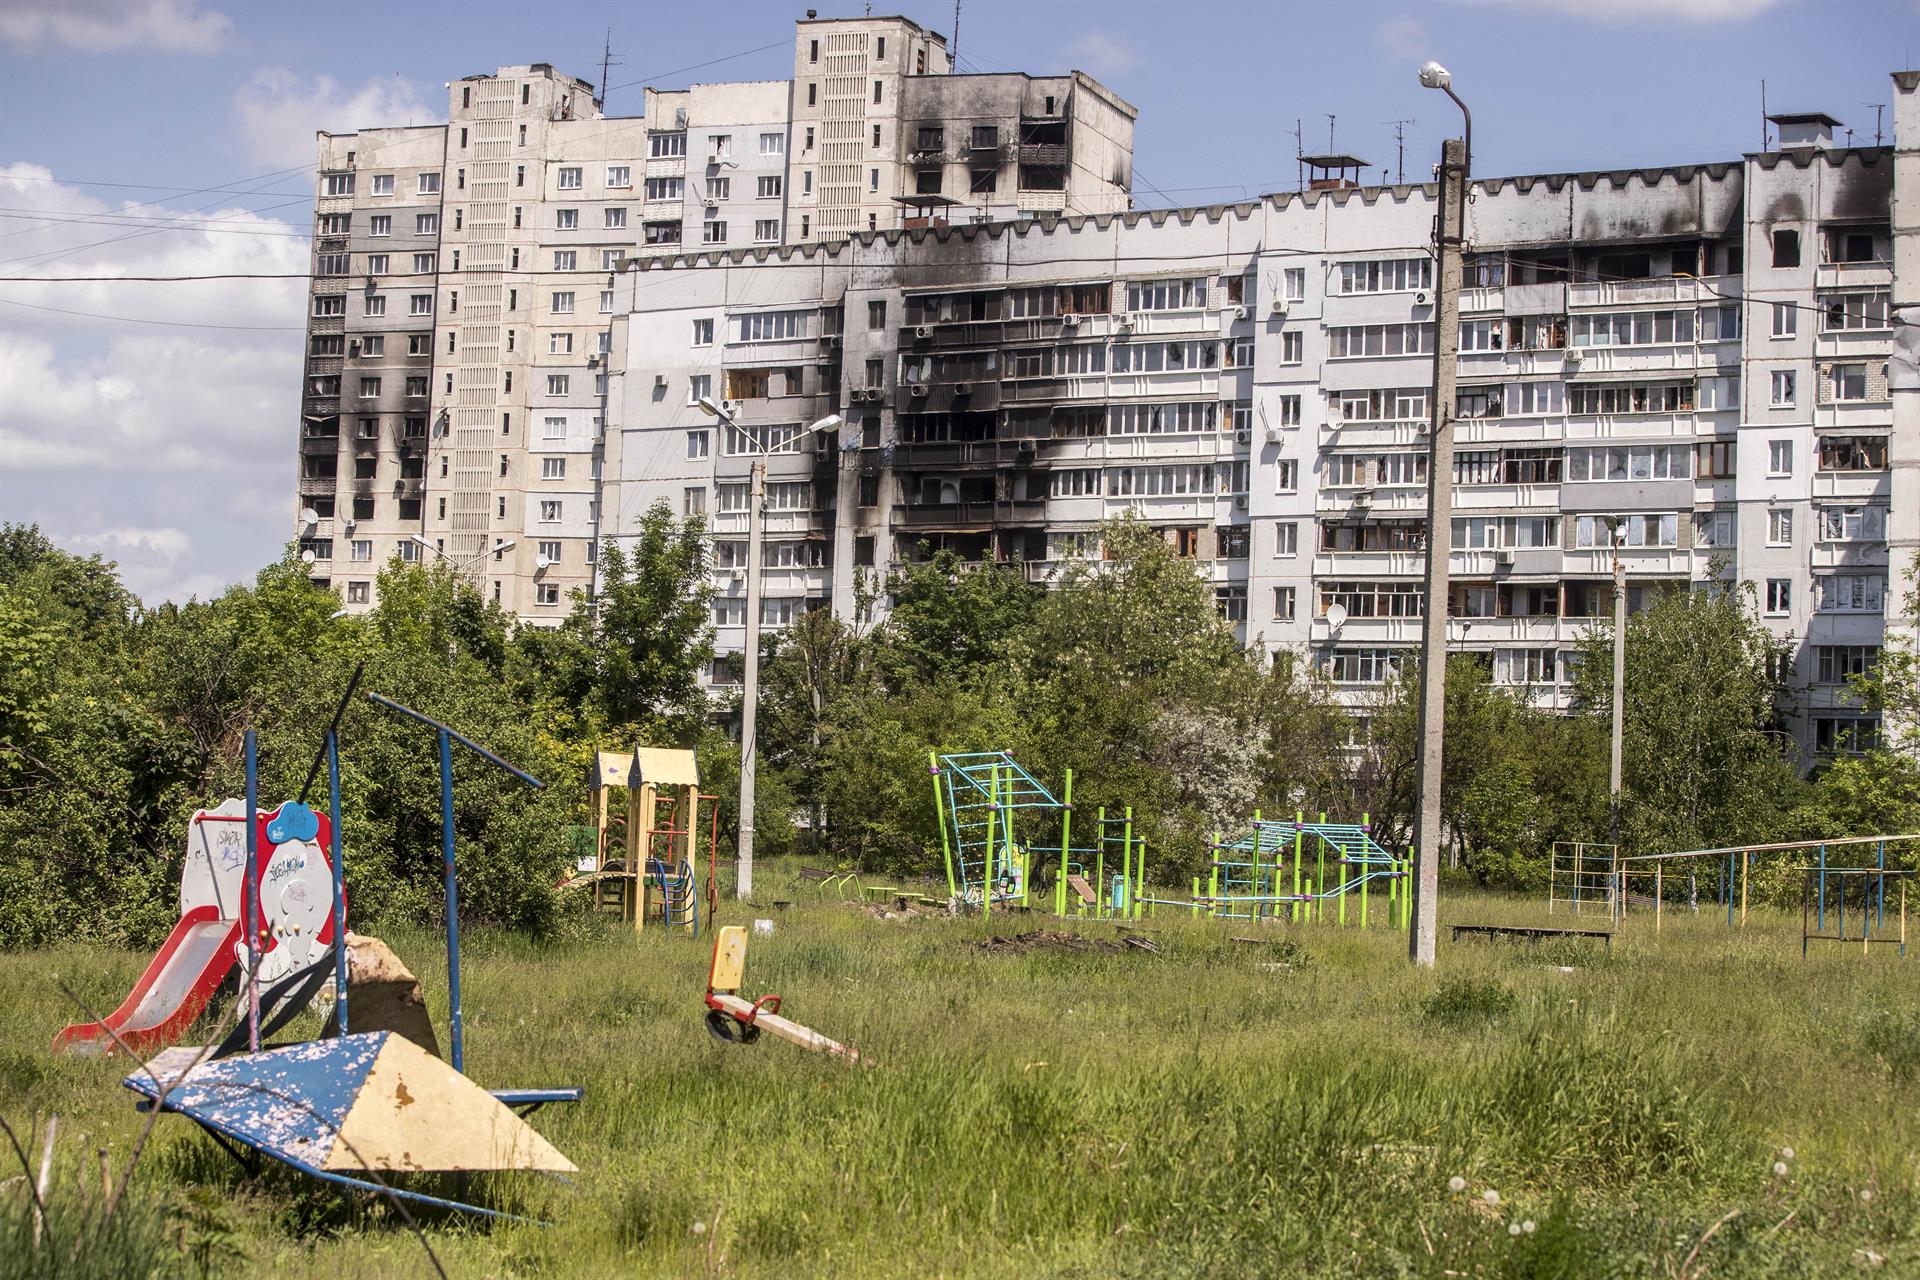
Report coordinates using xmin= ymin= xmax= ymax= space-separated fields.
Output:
xmin=1451 ymin=923 xmax=1612 ymax=951
xmin=1066 ymin=873 xmax=1097 ymax=906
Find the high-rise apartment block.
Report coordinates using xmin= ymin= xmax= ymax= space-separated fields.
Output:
xmin=293 ymin=20 xmax=1918 ymax=762
xmin=297 ymin=15 xmax=1134 ymax=615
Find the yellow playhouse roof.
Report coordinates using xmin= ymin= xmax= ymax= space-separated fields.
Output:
xmin=633 ymin=746 xmax=700 ymax=788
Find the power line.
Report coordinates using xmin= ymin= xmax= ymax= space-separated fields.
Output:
xmin=0 ymin=207 xmax=313 ymax=240
xmin=0 ymin=271 xmax=314 ymax=282
xmin=0 ymin=295 xmax=304 ymax=331
xmin=604 ymin=40 xmax=789 ymax=95
xmin=0 ymin=172 xmax=313 ymax=197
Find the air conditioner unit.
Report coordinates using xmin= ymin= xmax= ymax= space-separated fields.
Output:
xmin=1495 ymin=549 xmax=1516 ymax=566
xmin=823 ymin=334 xmax=841 ymax=347
xmin=1233 ymin=427 xmax=1252 ymax=444
xmin=587 ymin=354 xmax=601 ymax=368
xmin=915 ymin=324 xmax=934 ymax=338
xmin=729 ymin=567 xmax=746 ymax=582
xmin=1116 ymin=314 xmax=1135 ymax=329
xmin=1060 ymin=312 xmax=1081 ymax=327
xmin=1414 ymin=291 xmax=1429 ymax=305
xmin=1353 ymin=488 xmax=1375 ymax=507
xmin=1270 ymin=299 xmax=1288 ymax=316
xmin=1234 ymin=494 xmax=1249 ymax=511
xmin=1563 ymin=347 xmax=1585 ymax=365
xmin=1264 ymin=426 xmax=1282 ymax=444
xmin=1017 ymin=437 xmax=1038 ymax=451
xmin=654 ymin=373 xmax=668 ymax=388
xmin=1233 ymin=305 xmax=1249 ymax=321
xmin=910 ymin=383 xmax=929 ymax=396
xmin=952 ymin=382 xmax=970 ymax=395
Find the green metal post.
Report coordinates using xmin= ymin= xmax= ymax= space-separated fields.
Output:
xmin=1121 ymin=806 xmax=1134 ymax=920
xmin=1134 ymin=835 xmax=1147 ymax=921
xmin=1191 ymin=876 xmax=1200 ymax=918
xmin=983 ymin=765 xmax=998 ymax=922
xmin=1209 ymin=833 xmax=1220 ymax=919
xmin=1316 ymin=815 xmax=1326 ymax=925
xmin=1292 ymin=812 xmax=1303 ymax=923
xmin=1095 ymin=806 xmax=1107 ymax=920
xmin=1058 ymin=768 xmax=1074 ymax=917
xmin=932 ymin=751 xmax=956 ymax=898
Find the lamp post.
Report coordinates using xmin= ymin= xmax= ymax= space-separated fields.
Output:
xmin=700 ymin=397 xmax=843 ymax=900
xmin=1408 ymin=60 xmax=1470 ymax=968
xmin=1604 ymin=518 xmax=1627 ymax=853
xmin=409 ymin=533 xmax=516 ymax=577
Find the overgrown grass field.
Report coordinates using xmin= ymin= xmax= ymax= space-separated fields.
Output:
xmin=5 ymin=873 xmax=1919 ymax=1277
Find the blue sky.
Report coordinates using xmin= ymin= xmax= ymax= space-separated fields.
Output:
xmin=0 ymin=0 xmax=1914 ymax=601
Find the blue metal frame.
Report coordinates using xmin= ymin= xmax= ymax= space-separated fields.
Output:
xmin=363 ymin=692 xmax=543 ymax=1075
xmin=244 ymin=729 xmax=261 ymax=1052
xmin=935 ymin=751 xmax=1063 ymax=905
xmin=327 ymin=730 xmax=348 ymax=1037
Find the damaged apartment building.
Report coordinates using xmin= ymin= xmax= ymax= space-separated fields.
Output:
xmin=605 ymin=71 xmax=1920 ymax=763
xmin=293 ymin=13 xmax=1134 ymax=618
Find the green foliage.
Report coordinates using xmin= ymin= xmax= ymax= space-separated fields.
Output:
xmin=1573 ymin=583 xmax=1805 ymax=855
xmin=1422 ymin=976 xmax=1519 ymax=1027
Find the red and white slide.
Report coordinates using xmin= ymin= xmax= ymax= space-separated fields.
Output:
xmin=53 ymin=799 xmax=340 ymax=1057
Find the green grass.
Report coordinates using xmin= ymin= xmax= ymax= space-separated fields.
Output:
xmin=2 ymin=870 xmax=1917 ymax=1277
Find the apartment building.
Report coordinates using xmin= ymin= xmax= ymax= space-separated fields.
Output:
xmin=294 ymin=18 xmax=1136 ymax=616
xmin=607 ymin=72 xmax=1918 ymax=763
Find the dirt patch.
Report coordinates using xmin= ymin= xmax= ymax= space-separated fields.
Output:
xmin=845 ymin=898 xmax=951 ymax=921
xmin=972 ymin=930 xmax=1160 ymax=955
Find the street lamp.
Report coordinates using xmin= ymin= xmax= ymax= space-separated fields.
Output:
xmin=409 ymin=533 xmax=516 ymax=574
xmin=1407 ymin=60 xmax=1472 ymax=968
xmin=701 ymin=397 xmax=843 ymax=900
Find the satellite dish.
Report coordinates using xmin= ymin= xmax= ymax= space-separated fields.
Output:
xmin=300 ymin=550 xmax=317 ymax=565
xmin=1325 ymin=603 xmax=1349 ymax=629
xmin=298 ymin=506 xmax=320 ymax=532
xmin=534 ymin=554 xmax=553 ymax=570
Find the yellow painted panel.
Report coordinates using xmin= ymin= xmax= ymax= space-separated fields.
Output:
xmin=633 ymin=746 xmax=700 ymax=788
xmin=710 ymin=925 xmax=747 ymax=993
xmin=325 ymin=1033 xmax=576 ymax=1173
xmin=590 ymin=751 xmax=633 ymax=790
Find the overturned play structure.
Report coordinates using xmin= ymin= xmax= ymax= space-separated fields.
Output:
xmin=119 ymin=695 xmax=580 ymax=1221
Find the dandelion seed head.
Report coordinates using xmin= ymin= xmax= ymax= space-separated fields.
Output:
xmin=1780 ymin=1146 xmax=1794 ymax=1160
xmin=1773 ymin=1161 xmax=1788 ymax=1177
xmin=1509 ymin=1223 xmax=1522 ymax=1236
xmin=1860 ymin=1189 xmax=1874 ymax=1203
xmin=1522 ymin=1220 xmax=1536 ymax=1234
xmin=692 ymin=1222 xmax=707 ymax=1235
xmin=1483 ymin=1189 xmax=1501 ymax=1206
xmin=1448 ymin=1176 xmax=1467 ymax=1193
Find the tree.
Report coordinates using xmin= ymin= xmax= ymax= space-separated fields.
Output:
xmin=1572 ymin=583 xmax=1803 ymax=854
xmin=523 ymin=500 xmax=714 ymax=734
xmin=871 ymin=548 xmax=1037 ymax=689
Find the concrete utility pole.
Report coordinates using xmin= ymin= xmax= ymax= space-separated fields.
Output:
xmin=702 ymin=402 xmax=840 ymax=901
xmin=1609 ymin=526 xmax=1627 ymax=852
xmin=1409 ymin=59 xmax=1470 ymax=968
xmin=737 ymin=456 xmax=767 ymax=899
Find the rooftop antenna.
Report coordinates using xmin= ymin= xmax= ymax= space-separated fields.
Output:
xmin=1291 ymin=118 xmax=1304 ymax=191
xmin=1760 ymin=78 xmax=1769 ymax=151
xmin=1325 ymin=113 xmax=1337 ymax=152
xmin=598 ymin=29 xmax=622 ymax=109
xmin=952 ymin=0 xmax=961 ymax=65
xmin=1387 ymin=118 xmax=1415 ymax=184
xmin=1869 ymin=103 xmax=1885 ymax=146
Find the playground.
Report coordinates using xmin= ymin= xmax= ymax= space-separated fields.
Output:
xmin=7 ymin=868 xmax=1920 ymax=1278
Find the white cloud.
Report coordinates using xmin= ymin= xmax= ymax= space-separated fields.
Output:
xmin=0 ymin=0 xmax=232 ymax=53
xmin=232 ymin=69 xmax=433 ymax=170
xmin=1475 ymin=0 xmax=1782 ymax=21
xmin=1066 ymin=31 xmax=1137 ymax=80
xmin=1377 ymin=15 xmax=1431 ymax=59
xmin=0 ymin=169 xmax=306 ymax=604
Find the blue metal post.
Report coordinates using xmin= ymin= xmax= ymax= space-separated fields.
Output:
xmin=439 ymin=727 xmax=463 ymax=1073
xmin=244 ymin=729 xmax=261 ymax=1053
xmin=1818 ymin=843 xmax=1827 ymax=931
xmin=1878 ymin=840 xmax=1887 ymax=929
xmin=327 ymin=730 xmax=347 ymax=1037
